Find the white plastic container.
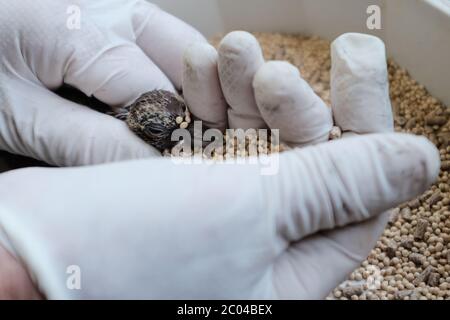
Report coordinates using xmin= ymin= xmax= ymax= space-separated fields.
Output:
xmin=152 ymin=0 xmax=450 ymax=106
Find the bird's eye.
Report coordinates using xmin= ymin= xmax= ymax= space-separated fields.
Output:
xmin=146 ymin=127 xmax=163 ymax=134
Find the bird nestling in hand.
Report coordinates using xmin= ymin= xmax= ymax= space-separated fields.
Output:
xmin=113 ymin=90 xmax=193 ymax=151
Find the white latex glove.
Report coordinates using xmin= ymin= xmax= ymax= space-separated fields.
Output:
xmin=0 ymin=133 xmax=439 ymax=299
xmin=183 ymin=32 xmax=394 ymax=145
xmin=0 ymin=0 xmax=205 ymax=166
xmin=183 ymin=31 xmax=334 ymax=145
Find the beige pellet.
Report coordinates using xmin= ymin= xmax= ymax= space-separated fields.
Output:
xmin=180 ymin=122 xmax=189 ymax=129
xmin=175 ymin=116 xmax=184 ymax=125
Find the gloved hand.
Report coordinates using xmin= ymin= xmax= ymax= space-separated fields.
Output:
xmin=183 ymin=31 xmax=394 ymax=146
xmin=0 ymin=0 xmax=205 ymax=166
xmin=0 ymin=133 xmax=439 ymax=299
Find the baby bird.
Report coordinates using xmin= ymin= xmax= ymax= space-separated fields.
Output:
xmin=115 ymin=90 xmax=191 ymax=151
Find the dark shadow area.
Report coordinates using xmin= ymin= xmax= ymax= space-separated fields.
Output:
xmin=0 ymin=86 xmax=111 ymax=173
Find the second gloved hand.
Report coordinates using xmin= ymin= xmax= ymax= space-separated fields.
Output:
xmin=0 ymin=131 xmax=440 ymax=299
xmin=0 ymin=0 xmax=205 ymax=166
